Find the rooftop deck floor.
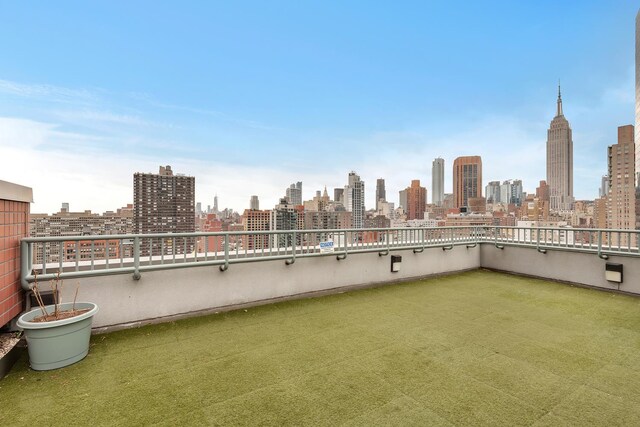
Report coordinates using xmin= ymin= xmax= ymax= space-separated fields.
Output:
xmin=2 ymin=270 xmax=640 ymax=426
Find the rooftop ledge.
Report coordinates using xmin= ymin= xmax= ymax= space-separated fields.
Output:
xmin=18 ymin=227 xmax=640 ymax=329
xmin=3 ymin=270 xmax=640 ymax=425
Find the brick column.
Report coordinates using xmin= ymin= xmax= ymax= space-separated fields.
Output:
xmin=0 ymin=180 xmax=33 ymax=329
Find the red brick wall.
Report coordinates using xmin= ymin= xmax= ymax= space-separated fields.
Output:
xmin=0 ymin=199 xmax=29 ymax=328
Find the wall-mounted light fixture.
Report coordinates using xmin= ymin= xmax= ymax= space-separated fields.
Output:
xmin=605 ymin=263 xmax=623 ymax=284
xmin=391 ymin=255 xmax=402 ymax=273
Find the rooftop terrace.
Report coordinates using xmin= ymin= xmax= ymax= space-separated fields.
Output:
xmin=2 ymin=270 xmax=640 ymax=426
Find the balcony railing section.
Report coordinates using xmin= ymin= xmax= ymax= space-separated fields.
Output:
xmin=20 ymin=226 xmax=640 ymax=289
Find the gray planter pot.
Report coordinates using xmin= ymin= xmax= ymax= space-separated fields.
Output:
xmin=16 ymin=302 xmax=99 ymax=371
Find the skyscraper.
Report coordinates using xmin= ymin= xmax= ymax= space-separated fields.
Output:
xmin=432 ymin=158 xmax=444 ymax=206
xmin=453 ymin=156 xmax=482 ymax=209
xmin=607 ymin=125 xmax=636 ymax=247
xmin=599 ymin=176 xmax=609 ymax=198
xmin=376 ymin=178 xmax=386 ymax=210
xmin=344 ymin=172 xmax=365 ymax=228
xmin=133 ymin=165 xmax=195 ymax=255
xmin=250 ymin=195 xmax=259 ymax=210
xmin=485 ymin=181 xmax=501 ymax=204
xmin=285 ymin=182 xmax=302 ymax=206
xmin=405 ymin=180 xmax=427 ymax=220
xmin=546 ymin=85 xmax=574 ymax=211
xmin=399 ymin=189 xmax=408 ymax=211
xmin=213 ymin=195 xmax=219 ymax=213
xmin=271 ymin=198 xmax=299 ymax=248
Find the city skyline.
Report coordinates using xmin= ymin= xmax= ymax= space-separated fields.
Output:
xmin=0 ymin=2 xmax=637 ymax=214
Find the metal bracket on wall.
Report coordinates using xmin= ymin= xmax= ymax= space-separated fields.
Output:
xmin=336 ymin=253 xmax=347 ymax=260
xmin=442 ymin=245 xmax=453 ymax=251
xmin=413 ymin=248 xmax=424 ymax=254
xmin=378 ymin=250 xmax=389 ymax=256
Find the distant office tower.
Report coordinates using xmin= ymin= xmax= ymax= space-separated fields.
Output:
xmin=607 ymin=125 xmax=636 ymax=244
xmin=399 ymin=189 xmax=408 ymax=210
xmin=485 ymin=181 xmax=501 ymax=204
xmin=134 ymin=165 xmax=195 ymax=255
xmin=405 ymin=180 xmax=427 ymax=220
xmin=453 ymin=156 xmax=482 ymax=209
xmin=500 ymin=179 xmax=523 ymax=206
xmin=250 ymin=195 xmax=259 ymax=210
xmin=432 ymin=158 xmax=445 ymax=206
xmin=376 ymin=178 xmax=386 ymax=210
xmin=334 ymin=188 xmax=344 ymax=204
xmin=344 ymin=172 xmax=365 ymax=228
xmin=285 ymin=182 xmax=302 ymax=205
xmin=547 ymin=85 xmax=574 ymax=211
xmin=600 ymin=176 xmax=610 ymax=198
xmin=213 ymin=195 xmax=219 ymax=213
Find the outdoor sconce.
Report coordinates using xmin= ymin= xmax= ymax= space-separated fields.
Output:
xmin=605 ymin=263 xmax=623 ymax=284
xmin=391 ymin=255 xmax=402 ymax=273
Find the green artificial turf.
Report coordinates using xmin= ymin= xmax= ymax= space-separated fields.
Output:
xmin=2 ymin=269 xmax=640 ymax=426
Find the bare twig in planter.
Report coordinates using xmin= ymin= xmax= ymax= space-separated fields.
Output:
xmin=32 ymin=271 xmax=48 ymax=317
xmin=73 ymin=284 xmax=79 ymax=311
xmin=33 ymin=284 xmax=48 ymax=318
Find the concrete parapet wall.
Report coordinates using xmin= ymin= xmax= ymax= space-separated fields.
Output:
xmin=480 ymin=245 xmax=640 ymax=294
xmin=61 ymin=245 xmax=481 ymax=328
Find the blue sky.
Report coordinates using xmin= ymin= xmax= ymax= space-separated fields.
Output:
xmin=0 ymin=1 xmax=637 ymax=213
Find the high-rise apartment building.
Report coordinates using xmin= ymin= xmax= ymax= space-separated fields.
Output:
xmin=376 ymin=178 xmax=386 ymax=210
xmin=432 ymin=158 xmax=445 ymax=206
xmin=250 ymin=195 xmax=260 ymax=210
xmin=31 ymin=204 xmax=134 ymax=263
xmin=547 ymin=85 xmax=574 ymax=211
xmin=344 ymin=172 xmax=365 ymax=228
xmin=271 ymin=198 xmax=299 ymax=248
xmin=133 ymin=165 xmax=195 ymax=256
xmin=635 ymin=11 xmax=640 ymax=231
xmin=405 ymin=180 xmax=427 ymax=220
xmin=242 ymin=209 xmax=271 ymax=250
xmin=334 ymin=188 xmax=344 ymax=205
xmin=285 ymin=182 xmax=302 ymax=206
xmin=607 ymin=125 xmax=636 ymax=247
xmin=453 ymin=156 xmax=482 ymax=209
xmin=636 ymin=11 xmax=640 ymax=186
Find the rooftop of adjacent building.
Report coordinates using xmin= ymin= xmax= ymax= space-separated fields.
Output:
xmin=3 ymin=269 xmax=640 ymax=425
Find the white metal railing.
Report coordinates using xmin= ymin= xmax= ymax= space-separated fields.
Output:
xmin=20 ymin=226 xmax=640 ymax=289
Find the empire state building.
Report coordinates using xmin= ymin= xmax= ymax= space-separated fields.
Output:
xmin=546 ymin=85 xmax=574 ymax=211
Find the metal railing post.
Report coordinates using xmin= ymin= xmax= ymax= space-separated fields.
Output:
xmin=220 ymin=234 xmax=230 ymax=271
xmin=20 ymin=240 xmax=32 ymax=290
xmin=286 ymin=230 xmax=296 ymax=265
xmin=133 ymin=236 xmax=141 ymax=280
xmin=597 ymin=230 xmax=608 ymax=260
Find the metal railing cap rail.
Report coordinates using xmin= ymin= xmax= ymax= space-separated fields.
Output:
xmin=21 ymin=225 xmax=479 ymax=242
